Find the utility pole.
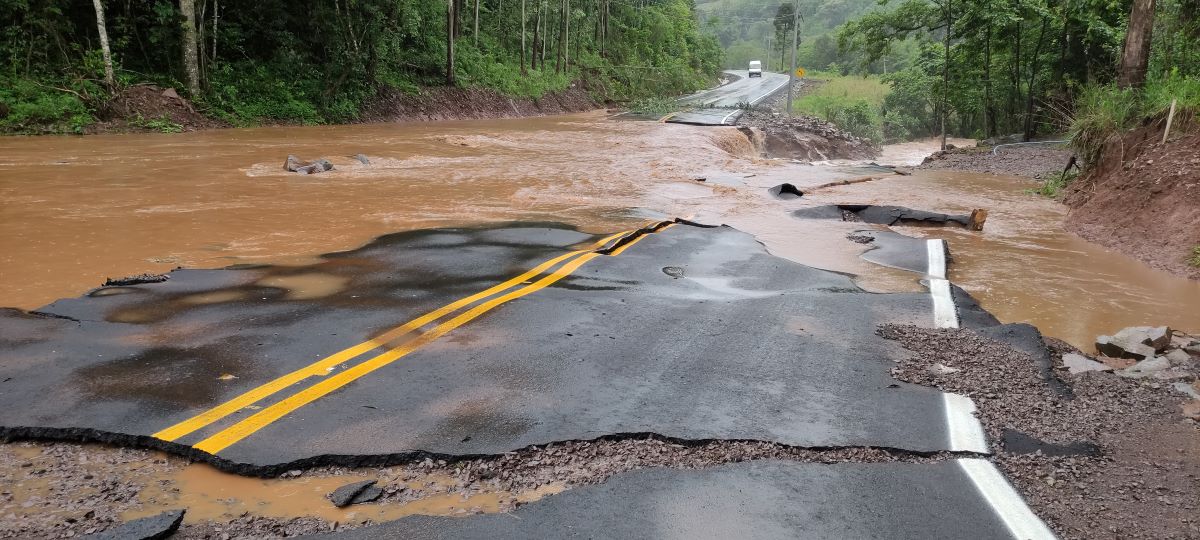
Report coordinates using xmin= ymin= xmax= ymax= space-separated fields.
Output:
xmin=786 ymin=0 xmax=798 ymax=115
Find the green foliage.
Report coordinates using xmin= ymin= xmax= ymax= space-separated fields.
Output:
xmin=1028 ymin=170 xmax=1076 ymax=198
xmin=793 ymin=74 xmax=889 ymax=141
xmin=131 ymin=114 xmax=183 ymax=133
xmin=1190 ymin=246 xmax=1200 ymax=268
xmin=1 ymin=0 xmax=723 ymax=133
xmin=0 ymin=76 xmax=95 ymax=134
xmin=1068 ymin=75 xmax=1200 ymax=166
xmin=629 ymin=96 xmax=679 ymax=117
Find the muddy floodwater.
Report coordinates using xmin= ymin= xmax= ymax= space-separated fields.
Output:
xmin=1 ymin=113 xmax=1196 ymax=348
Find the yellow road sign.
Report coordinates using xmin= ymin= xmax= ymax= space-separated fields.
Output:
xmin=795 ymin=67 xmax=806 ymax=78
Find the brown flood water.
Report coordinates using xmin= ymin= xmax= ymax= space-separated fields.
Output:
xmin=3 ymin=114 xmax=1196 ymax=349
xmin=2 ymin=112 xmax=1198 ymax=524
xmin=810 ymin=170 xmax=1200 ymax=348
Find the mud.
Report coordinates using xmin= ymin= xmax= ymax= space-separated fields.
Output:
xmin=1064 ymin=130 xmax=1200 ymax=280
xmin=0 ymin=436 xmax=966 ymax=539
xmin=916 ymin=142 xmax=1073 ymax=179
xmin=90 ymin=85 xmax=229 ymax=134
xmin=879 ymin=324 xmax=1200 ymax=540
xmin=736 ymin=110 xmax=877 ymax=161
xmin=360 ymin=85 xmax=598 ymax=123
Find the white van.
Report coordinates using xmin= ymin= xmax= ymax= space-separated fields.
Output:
xmin=748 ymin=60 xmax=762 ymax=78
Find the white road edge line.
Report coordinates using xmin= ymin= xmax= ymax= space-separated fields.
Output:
xmin=958 ymin=459 xmax=1059 ymax=540
xmin=926 ymin=238 xmax=959 ymax=329
xmin=942 ymin=393 xmax=989 ymax=453
xmin=720 ymin=108 xmax=741 ymax=125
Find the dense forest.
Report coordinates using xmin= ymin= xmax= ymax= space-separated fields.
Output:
xmin=0 ymin=0 xmax=723 ymax=132
xmin=701 ymin=0 xmax=1199 ymax=152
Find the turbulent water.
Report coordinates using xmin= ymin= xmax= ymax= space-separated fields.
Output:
xmin=1 ymin=112 xmax=1196 ymax=350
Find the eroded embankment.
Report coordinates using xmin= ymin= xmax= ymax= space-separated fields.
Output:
xmin=1063 ymin=124 xmax=1200 ymax=279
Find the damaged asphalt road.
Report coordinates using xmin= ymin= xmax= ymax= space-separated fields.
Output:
xmin=0 ymin=221 xmax=1061 ymax=539
xmin=305 ymin=460 xmax=1016 ymax=540
xmin=0 ymin=222 xmax=973 ymax=469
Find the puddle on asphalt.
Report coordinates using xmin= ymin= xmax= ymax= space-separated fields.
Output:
xmin=124 ymin=463 xmax=565 ymax=525
xmin=256 ymin=272 xmax=349 ymax=300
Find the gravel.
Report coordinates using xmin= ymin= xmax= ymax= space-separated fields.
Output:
xmin=878 ymin=324 xmax=1200 ymax=540
xmin=916 ymin=144 xmax=1073 ymax=178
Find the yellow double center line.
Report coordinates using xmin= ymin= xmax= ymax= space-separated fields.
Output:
xmin=154 ymin=224 xmax=671 ymax=454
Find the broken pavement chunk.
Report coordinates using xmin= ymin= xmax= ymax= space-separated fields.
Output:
xmin=329 ymin=480 xmax=382 ymax=508
xmin=1095 ymin=334 xmax=1156 ymax=360
xmin=1060 ymin=353 xmax=1113 ymax=375
xmin=1118 ymin=356 xmax=1171 ymax=378
xmin=85 ymin=509 xmax=184 ymax=540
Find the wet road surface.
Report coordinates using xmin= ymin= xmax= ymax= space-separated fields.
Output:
xmin=0 ymin=222 xmax=983 ymax=468
xmin=668 ymin=70 xmax=791 ymax=125
xmin=307 ymin=460 xmax=1044 ymax=540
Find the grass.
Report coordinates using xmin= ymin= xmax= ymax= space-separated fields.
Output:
xmin=131 ymin=114 xmax=183 ymax=133
xmin=1069 ymin=74 xmax=1200 ymax=166
xmin=790 ymin=74 xmax=890 ymax=142
xmin=1190 ymin=246 xmax=1200 ymax=268
xmin=1028 ymin=170 xmax=1076 ymax=198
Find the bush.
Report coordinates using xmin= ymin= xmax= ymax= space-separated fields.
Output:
xmin=0 ymin=77 xmax=96 ymax=134
xmin=1069 ymin=74 xmax=1200 ymax=166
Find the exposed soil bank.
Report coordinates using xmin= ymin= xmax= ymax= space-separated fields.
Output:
xmin=359 ymin=84 xmax=599 ymax=123
xmin=87 ymin=85 xmax=230 ymax=134
xmin=42 ymin=83 xmax=601 ymax=136
xmin=916 ymin=142 xmax=1072 ymax=179
xmin=1063 ymin=128 xmax=1200 ymax=280
xmin=736 ymin=110 xmax=877 ymax=161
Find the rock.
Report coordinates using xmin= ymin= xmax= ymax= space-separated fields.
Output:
xmin=1164 ymin=349 xmax=1194 ymax=367
xmin=767 ymin=183 xmax=803 ymax=199
xmin=1061 ymin=353 xmax=1113 ymax=374
xmin=85 ymin=509 xmax=184 ymax=540
xmin=285 ymin=155 xmax=334 ymax=174
xmin=352 ymin=153 xmax=370 ymax=165
xmin=1182 ymin=400 xmax=1200 ymax=421
xmin=1095 ymin=334 xmax=1157 ymax=360
xmin=661 ymin=266 xmax=685 ymax=279
xmin=1172 ymin=382 xmax=1200 ymax=400
xmin=161 ymin=88 xmax=181 ymax=100
xmin=1109 ymin=326 xmax=1173 ymax=352
xmin=1118 ymin=356 xmax=1171 ymax=378
xmin=1001 ymin=429 xmax=1101 ymax=457
xmin=926 ymin=363 xmax=960 ymax=376
xmin=103 ymin=273 xmax=169 ymax=287
xmin=329 ymin=480 xmax=380 ymax=508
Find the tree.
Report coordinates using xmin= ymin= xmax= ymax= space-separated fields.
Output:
xmin=521 ymin=0 xmax=528 ymax=75
xmin=91 ymin=0 xmax=114 ymax=87
xmin=447 ymin=0 xmax=457 ymax=84
xmin=1117 ymin=0 xmax=1155 ymax=88
xmin=179 ymin=0 xmax=201 ymax=96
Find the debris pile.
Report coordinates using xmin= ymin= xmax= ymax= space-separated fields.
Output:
xmin=1093 ymin=326 xmax=1199 ymax=384
xmin=735 ymin=110 xmax=877 ymax=161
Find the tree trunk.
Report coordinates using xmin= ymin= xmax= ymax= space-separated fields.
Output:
xmin=940 ymin=0 xmax=951 ymax=150
xmin=1023 ymin=18 xmax=1049 ymax=141
xmin=521 ymin=0 xmax=527 ymax=75
xmin=211 ymin=0 xmax=218 ymax=72
xmin=91 ymin=0 xmax=114 ymax=87
xmin=532 ymin=1 xmax=541 ymax=70
xmin=564 ymin=0 xmax=571 ymax=69
xmin=556 ymin=0 xmax=566 ymax=73
xmin=1117 ymin=0 xmax=1156 ymax=88
xmin=447 ymin=0 xmax=456 ymax=84
xmin=983 ymin=19 xmax=995 ymax=138
xmin=474 ymin=0 xmax=480 ymax=45
xmin=179 ymin=0 xmax=201 ymax=97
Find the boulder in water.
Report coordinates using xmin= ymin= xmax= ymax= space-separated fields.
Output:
xmin=285 ymin=155 xmax=334 ymax=175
